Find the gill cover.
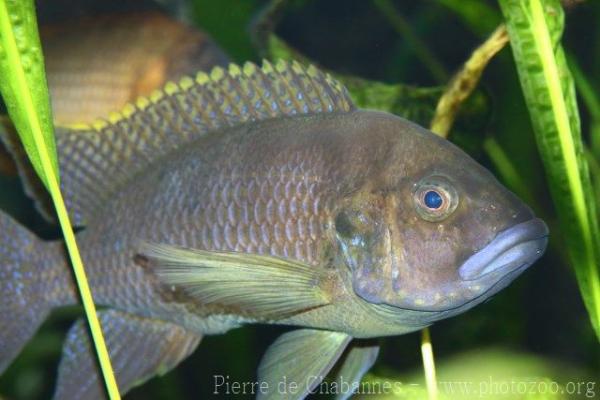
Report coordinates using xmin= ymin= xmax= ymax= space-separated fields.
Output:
xmin=334 ymin=192 xmax=403 ymax=306
xmin=336 ymin=177 xmax=462 ymax=309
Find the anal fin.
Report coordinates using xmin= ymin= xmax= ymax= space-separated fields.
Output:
xmin=53 ymin=309 xmax=201 ymax=400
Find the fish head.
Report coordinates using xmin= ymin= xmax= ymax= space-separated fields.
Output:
xmin=333 ymin=111 xmax=548 ymax=316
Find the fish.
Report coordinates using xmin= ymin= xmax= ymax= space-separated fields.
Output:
xmin=0 ymin=60 xmax=548 ymax=399
xmin=40 ymin=10 xmax=229 ymax=126
xmin=0 ymin=10 xmax=228 ymax=176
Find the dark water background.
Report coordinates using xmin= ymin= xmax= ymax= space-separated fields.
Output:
xmin=0 ymin=0 xmax=598 ymax=399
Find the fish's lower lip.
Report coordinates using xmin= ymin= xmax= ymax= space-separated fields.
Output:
xmin=458 ymin=218 xmax=548 ymax=281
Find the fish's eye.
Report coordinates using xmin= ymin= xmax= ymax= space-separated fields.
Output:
xmin=414 ymin=176 xmax=458 ymax=222
xmin=423 ymin=190 xmax=443 ymax=209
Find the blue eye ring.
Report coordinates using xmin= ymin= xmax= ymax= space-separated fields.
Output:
xmin=423 ymin=190 xmax=443 ymax=209
xmin=413 ymin=175 xmax=459 ymax=222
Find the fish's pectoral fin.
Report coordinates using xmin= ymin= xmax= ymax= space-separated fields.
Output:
xmin=333 ymin=341 xmax=380 ymax=400
xmin=143 ymin=243 xmax=333 ymax=319
xmin=53 ymin=309 xmax=201 ymax=400
xmin=257 ymin=329 xmax=352 ymax=400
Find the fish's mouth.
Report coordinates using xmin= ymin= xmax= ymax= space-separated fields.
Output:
xmin=458 ymin=218 xmax=549 ymax=282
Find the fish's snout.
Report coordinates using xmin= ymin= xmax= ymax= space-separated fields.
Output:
xmin=458 ymin=218 xmax=549 ymax=281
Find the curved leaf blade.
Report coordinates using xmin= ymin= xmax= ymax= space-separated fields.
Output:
xmin=499 ymin=0 xmax=600 ymax=339
xmin=0 ymin=0 xmax=56 ymax=189
xmin=0 ymin=0 xmax=121 ymax=397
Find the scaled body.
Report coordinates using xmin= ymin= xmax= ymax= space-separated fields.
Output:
xmin=0 ymin=62 xmax=548 ymax=399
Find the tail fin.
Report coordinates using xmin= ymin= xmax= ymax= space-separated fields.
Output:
xmin=0 ymin=211 xmax=70 ymax=373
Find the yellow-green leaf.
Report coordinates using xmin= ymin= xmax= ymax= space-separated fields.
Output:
xmin=0 ymin=1 xmax=121 ymax=398
xmin=0 ymin=0 xmax=57 ymax=190
xmin=499 ymin=0 xmax=600 ymax=339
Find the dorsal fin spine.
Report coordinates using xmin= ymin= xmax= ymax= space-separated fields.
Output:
xmin=290 ymin=61 xmax=311 ymax=113
xmin=179 ymin=76 xmax=194 ymax=90
xmin=238 ymin=62 xmax=261 ymax=120
xmin=207 ymin=70 xmax=232 ymax=126
xmin=5 ymin=60 xmax=356 ymax=225
xmin=220 ymin=66 xmax=246 ymax=121
xmin=168 ymin=82 xmax=200 ymax=142
xmin=196 ymin=70 xmax=209 ymax=85
xmin=303 ymin=65 xmax=328 ymax=112
xmin=258 ymin=60 xmax=288 ymax=116
xmin=228 ymin=63 xmax=242 ymax=77
xmin=122 ymin=103 xmax=136 ymax=119
xmin=164 ymin=81 xmax=179 ymax=96
xmin=136 ymin=96 xmax=150 ymax=111
xmin=275 ymin=60 xmax=303 ymax=114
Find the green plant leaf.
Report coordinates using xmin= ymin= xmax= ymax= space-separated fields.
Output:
xmin=0 ymin=1 xmax=121 ymax=398
xmin=499 ymin=0 xmax=600 ymax=339
xmin=0 ymin=0 xmax=56 ymax=190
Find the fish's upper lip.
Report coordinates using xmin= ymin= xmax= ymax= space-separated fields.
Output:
xmin=458 ymin=218 xmax=549 ymax=281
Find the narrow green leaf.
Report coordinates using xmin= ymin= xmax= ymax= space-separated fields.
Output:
xmin=499 ymin=0 xmax=600 ymax=339
xmin=0 ymin=0 xmax=56 ymax=190
xmin=0 ymin=0 xmax=121 ymax=397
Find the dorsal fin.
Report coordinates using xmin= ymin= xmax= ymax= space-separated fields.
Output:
xmin=0 ymin=60 xmax=356 ymax=225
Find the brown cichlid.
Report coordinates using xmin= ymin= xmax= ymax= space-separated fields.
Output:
xmin=41 ymin=10 xmax=229 ymax=126
xmin=0 ymin=10 xmax=228 ymax=176
xmin=0 ymin=61 xmax=548 ymax=399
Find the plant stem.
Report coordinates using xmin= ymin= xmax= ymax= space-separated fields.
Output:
xmin=0 ymin=1 xmax=120 ymax=397
xmin=420 ymin=25 xmax=513 ymax=400
xmin=421 ymin=328 xmax=438 ymax=400
xmin=50 ymin=186 xmax=121 ymax=399
xmin=431 ymin=24 xmax=508 ymax=137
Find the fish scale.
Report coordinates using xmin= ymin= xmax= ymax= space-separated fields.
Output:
xmin=76 ymin=123 xmax=338 ymax=320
